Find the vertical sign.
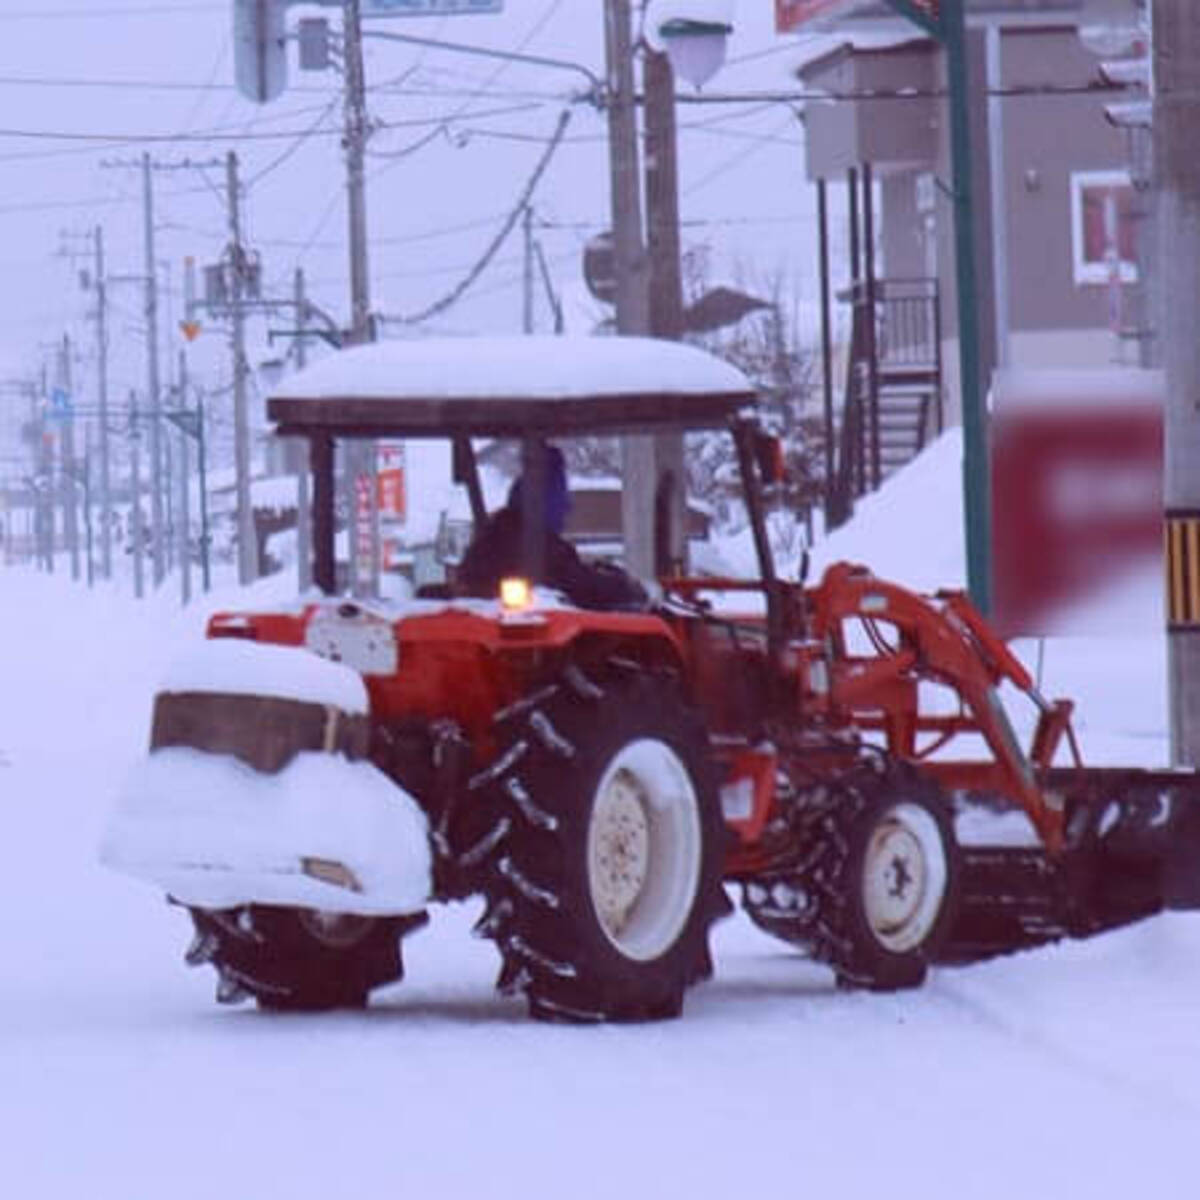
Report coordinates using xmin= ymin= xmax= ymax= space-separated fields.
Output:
xmin=354 ymin=472 xmax=374 ymax=582
xmin=376 ymin=442 xmax=406 ymax=570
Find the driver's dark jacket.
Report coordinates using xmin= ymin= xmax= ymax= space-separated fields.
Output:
xmin=455 ymin=505 xmax=646 ymax=611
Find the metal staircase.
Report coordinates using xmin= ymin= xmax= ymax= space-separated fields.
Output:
xmin=828 ymin=277 xmax=942 ymax=530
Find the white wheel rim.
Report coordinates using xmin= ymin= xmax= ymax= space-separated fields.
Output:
xmin=298 ymin=910 xmax=372 ymax=949
xmin=861 ymin=802 xmax=948 ymax=953
xmin=586 ymin=738 xmax=702 ymax=962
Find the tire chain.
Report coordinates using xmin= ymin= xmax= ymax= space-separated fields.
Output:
xmin=184 ymin=904 xmax=419 ymax=1009
xmin=740 ymin=762 xmax=882 ymax=975
xmin=473 ymin=666 xmax=603 ymax=1015
xmin=476 ymin=661 xmax=725 ymax=1021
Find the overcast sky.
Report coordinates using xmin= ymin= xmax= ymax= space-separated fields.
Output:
xmin=0 ymin=1 xmax=838 ymax=434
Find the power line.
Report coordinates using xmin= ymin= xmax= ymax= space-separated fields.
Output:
xmin=286 ymin=0 xmax=570 ymax=279
xmin=365 ymin=100 xmax=549 ymax=159
xmin=0 ymin=103 xmax=554 ymax=148
xmin=684 ymin=112 xmax=800 ymax=197
xmin=383 ymin=106 xmax=572 ymax=327
xmin=251 ymin=211 xmax=514 ymax=252
xmin=245 ymin=100 xmax=341 ymax=188
xmin=0 ymin=4 xmax=219 ymax=18
xmin=0 ymin=73 xmax=324 ymax=95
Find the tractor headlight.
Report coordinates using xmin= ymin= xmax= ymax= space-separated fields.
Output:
xmin=500 ymin=577 xmax=533 ymax=612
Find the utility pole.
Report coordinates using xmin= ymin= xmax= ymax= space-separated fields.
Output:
xmin=604 ymin=0 xmax=657 ymax=581
xmin=342 ymin=0 xmax=380 ymax=598
xmin=294 ymin=266 xmax=312 ymax=592
xmin=523 ymin=205 xmax=535 ymax=334
xmin=177 ymin=350 xmax=192 ymax=607
xmin=1155 ymin=0 xmax=1200 ymax=764
xmin=94 ymin=226 xmax=113 ymax=582
xmin=99 ymin=157 xmax=168 ymax=585
xmin=129 ymin=391 xmax=144 ymax=600
xmin=344 ymin=0 xmax=371 ymax=346
xmin=58 ymin=335 xmax=80 ymax=581
xmin=227 ymin=150 xmax=257 ymax=586
xmin=36 ymin=367 xmax=53 ymax=574
xmin=142 ymin=152 xmax=166 ymax=585
xmin=644 ymin=46 xmax=688 ymax=573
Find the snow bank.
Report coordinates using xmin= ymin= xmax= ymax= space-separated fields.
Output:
xmin=101 ymin=748 xmax=431 ymax=915
xmin=809 ymin=427 xmax=967 ymax=592
xmin=161 ymin=638 xmax=369 ymax=714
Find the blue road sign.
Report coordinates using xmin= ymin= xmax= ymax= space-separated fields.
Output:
xmin=48 ymin=387 xmax=74 ymax=424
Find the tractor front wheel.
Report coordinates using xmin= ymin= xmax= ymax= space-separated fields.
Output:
xmin=822 ymin=767 xmax=960 ymax=991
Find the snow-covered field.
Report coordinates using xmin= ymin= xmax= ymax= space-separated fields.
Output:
xmin=4 ymin=438 xmax=1200 ymax=1200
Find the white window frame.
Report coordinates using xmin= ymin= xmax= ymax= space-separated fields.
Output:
xmin=1070 ymin=169 xmax=1138 ymax=286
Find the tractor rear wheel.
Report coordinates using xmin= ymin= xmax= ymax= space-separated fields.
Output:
xmin=186 ymin=905 xmax=421 ymax=1011
xmin=478 ymin=667 xmax=726 ymax=1021
xmin=821 ymin=766 xmax=960 ymax=991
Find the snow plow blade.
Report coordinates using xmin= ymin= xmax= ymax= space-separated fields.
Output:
xmin=943 ymin=768 xmax=1200 ymax=963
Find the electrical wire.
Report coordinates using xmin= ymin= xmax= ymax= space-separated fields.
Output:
xmin=0 ymin=4 xmax=220 ymax=18
xmin=365 ymin=101 xmax=549 ymax=159
xmin=683 ymin=111 xmax=800 ymax=197
xmin=0 ymin=73 xmax=326 ymax=95
xmin=251 ymin=211 xmax=516 ymax=252
xmin=245 ymin=99 xmax=341 ymax=188
xmin=286 ymin=0 xmax=569 ymax=276
xmin=382 ymin=106 xmax=572 ymax=327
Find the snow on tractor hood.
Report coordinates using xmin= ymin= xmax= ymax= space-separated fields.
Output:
xmin=101 ymin=749 xmax=431 ymax=916
xmin=162 ymin=637 xmax=369 ymax=714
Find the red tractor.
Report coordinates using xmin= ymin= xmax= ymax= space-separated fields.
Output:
xmin=103 ymin=336 xmax=1200 ymax=1021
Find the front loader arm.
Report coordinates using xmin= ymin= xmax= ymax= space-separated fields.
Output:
xmin=808 ymin=563 xmax=1067 ymax=851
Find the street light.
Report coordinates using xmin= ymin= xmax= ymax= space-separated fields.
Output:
xmin=653 ymin=0 xmax=734 ymax=90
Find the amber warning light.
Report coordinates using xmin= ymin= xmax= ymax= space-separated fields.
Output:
xmin=500 ymin=577 xmax=533 ymax=612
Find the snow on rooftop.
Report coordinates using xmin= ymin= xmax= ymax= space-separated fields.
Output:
xmin=270 ymin=335 xmax=754 ymax=404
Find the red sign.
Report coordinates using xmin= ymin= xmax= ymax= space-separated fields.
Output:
xmin=776 ymin=0 xmax=937 ymax=33
xmin=377 ymin=469 xmax=406 ymax=521
xmin=376 ymin=443 xmax=406 ymax=522
xmin=990 ymin=370 xmax=1163 ymax=636
xmin=775 ymin=0 xmax=849 ymax=32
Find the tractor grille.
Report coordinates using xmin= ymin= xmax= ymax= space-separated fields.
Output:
xmin=150 ymin=691 xmax=370 ymax=774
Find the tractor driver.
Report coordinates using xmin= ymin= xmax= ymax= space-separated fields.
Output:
xmin=456 ymin=444 xmax=648 ymax=611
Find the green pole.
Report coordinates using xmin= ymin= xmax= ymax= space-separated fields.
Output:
xmin=886 ymin=0 xmax=991 ymax=613
xmin=943 ymin=3 xmax=991 ymax=614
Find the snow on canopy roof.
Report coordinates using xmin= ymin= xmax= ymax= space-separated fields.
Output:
xmin=268 ymin=335 xmax=756 ymax=439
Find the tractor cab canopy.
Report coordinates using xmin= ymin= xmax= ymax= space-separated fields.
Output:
xmin=267 ymin=335 xmax=761 ymax=596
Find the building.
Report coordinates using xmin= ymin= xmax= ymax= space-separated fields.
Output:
xmin=791 ymin=0 xmax=1148 ymax=518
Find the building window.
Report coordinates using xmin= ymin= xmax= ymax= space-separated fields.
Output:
xmin=1070 ymin=170 xmax=1138 ymax=286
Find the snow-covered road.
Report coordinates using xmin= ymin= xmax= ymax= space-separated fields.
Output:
xmin=3 ymin=561 xmax=1200 ymax=1200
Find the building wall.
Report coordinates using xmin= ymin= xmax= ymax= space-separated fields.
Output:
xmin=800 ymin=42 xmax=937 ymax=182
xmin=1001 ymin=26 xmax=1130 ymax=339
xmin=800 ymin=10 xmax=1138 ymax=428
xmin=881 ymin=173 xmax=926 ymax=278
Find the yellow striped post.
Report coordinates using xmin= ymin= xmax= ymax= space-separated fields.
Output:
xmin=1167 ymin=511 xmax=1200 ymax=629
